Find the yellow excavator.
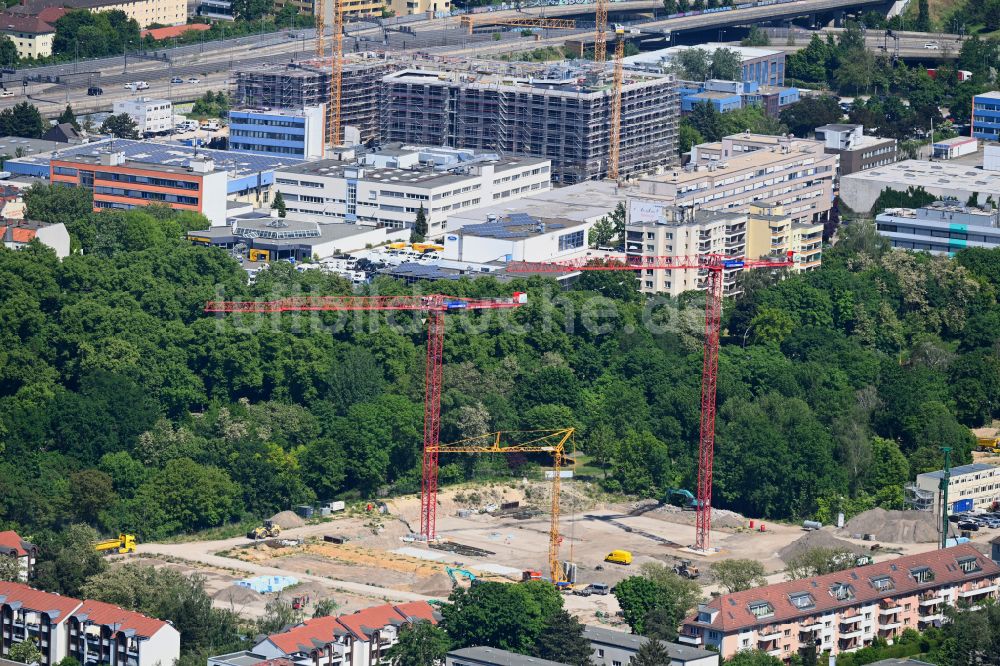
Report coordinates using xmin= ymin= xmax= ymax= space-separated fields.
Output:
xmin=94 ymin=534 xmax=136 ymax=554
xmin=247 ymin=519 xmax=281 ymax=540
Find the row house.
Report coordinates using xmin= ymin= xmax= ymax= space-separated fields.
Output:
xmin=679 ymin=544 xmax=1000 ymax=661
xmin=0 ymin=582 xmax=179 ymax=666
xmin=212 ymin=601 xmax=438 ymax=666
xmin=0 ymin=532 xmax=38 ymax=582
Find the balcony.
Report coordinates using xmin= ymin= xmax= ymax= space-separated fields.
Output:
xmin=799 ymin=619 xmax=823 ymax=631
xmin=840 ymin=614 xmax=862 ymax=626
xmin=919 ymin=594 xmax=944 ymax=606
xmin=919 ymin=613 xmax=944 ymax=625
xmin=766 ymin=648 xmax=783 ymax=657
xmin=959 ymin=584 xmax=998 ymax=598
xmin=758 ymin=628 xmax=782 ymax=641
xmin=879 ymin=605 xmax=901 ymax=616
xmin=879 ymin=622 xmax=902 ymax=631
xmin=678 ymin=633 xmax=703 ymax=646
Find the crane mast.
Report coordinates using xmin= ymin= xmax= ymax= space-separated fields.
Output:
xmin=329 ymin=0 xmax=344 ymax=147
xmin=594 ymin=0 xmax=608 ymax=63
xmin=609 ymin=26 xmax=624 ymax=181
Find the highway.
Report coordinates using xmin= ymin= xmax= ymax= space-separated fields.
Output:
xmin=768 ymin=26 xmax=963 ymax=60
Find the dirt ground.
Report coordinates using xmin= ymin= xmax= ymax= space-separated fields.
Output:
xmin=139 ymin=482 xmax=999 ymax=626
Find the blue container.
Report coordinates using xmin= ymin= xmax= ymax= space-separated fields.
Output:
xmin=953 ymin=498 xmax=974 ymax=514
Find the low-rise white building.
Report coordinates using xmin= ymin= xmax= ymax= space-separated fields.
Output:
xmin=443 ymin=212 xmax=594 ymax=264
xmin=112 ymin=98 xmax=173 ymax=135
xmin=272 ymin=146 xmax=551 ymax=239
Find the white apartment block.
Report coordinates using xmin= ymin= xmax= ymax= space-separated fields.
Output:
xmin=916 ymin=463 xmax=1000 ymax=515
xmin=625 ymin=204 xmax=748 ymax=297
xmin=272 ymin=147 xmax=551 ymax=239
xmin=112 ymin=98 xmax=173 ymax=135
xmin=0 ymin=532 xmax=37 ymax=581
xmin=0 ymin=582 xmax=180 ymax=666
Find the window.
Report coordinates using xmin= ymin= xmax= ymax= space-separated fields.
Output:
xmin=558 ymin=230 xmax=584 ymax=252
xmin=748 ymin=602 xmax=774 ymax=619
xmin=871 ymin=576 xmax=894 ymax=592
xmin=789 ymin=592 xmax=815 ymax=610
xmin=597 ymin=650 xmax=604 ymax=657
xmin=910 ymin=567 xmax=935 ymax=584
xmin=830 ymin=583 xmax=855 ymax=601
xmin=958 ymin=557 xmax=982 ymax=574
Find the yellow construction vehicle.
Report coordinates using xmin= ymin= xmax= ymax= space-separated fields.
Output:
xmin=246 ymin=519 xmax=281 ymax=540
xmin=95 ymin=534 xmax=136 ymax=554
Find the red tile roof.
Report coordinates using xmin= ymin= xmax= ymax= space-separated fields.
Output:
xmin=0 ymin=531 xmax=36 ymax=557
xmin=0 ymin=11 xmax=56 ymax=34
xmin=74 ymin=600 xmax=168 ymax=638
xmin=685 ymin=544 xmax=1000 ymax=634
xmin=141 ymin=23 xmax=210 ymax=40
xmin=0 ymin=581 xmax=81 ymax=621
xmin=265 ymin=601 xmax=438 ymax=655
xmin=0 ymin=226 xmax=36 ymax=243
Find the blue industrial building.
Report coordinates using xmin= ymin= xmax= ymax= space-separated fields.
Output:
xmin=679 ymin=80 xmax=799 ymax=117
xmin=973 ymin=91 xmax=1000 ymax=141
xmin=228 ymin=106 xmax=326 ymax=160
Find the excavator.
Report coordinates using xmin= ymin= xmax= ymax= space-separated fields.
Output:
xmin=94 ymin=534 xmax=136 ymax=554
xmin=446 ymin=567 xmax=477 ymax=588
xmin=247 ymin=519 xmax=281 ymax=540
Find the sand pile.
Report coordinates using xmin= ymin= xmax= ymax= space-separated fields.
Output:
xmin=412 ymin=572 xmax=453 ymax=596
xmin=840 ymin=508 xmax=938 ymax=544
xmin=270 ymin=510 xmax=306 ymax=529
xmin=779 ymin=530 xmax=865 ymax=565
xmin=213 ymin=585 xmax=262 ymax=605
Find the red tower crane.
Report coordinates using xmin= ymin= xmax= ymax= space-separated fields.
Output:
xmin=204 ymin=294 xmax=528 ymax=541
xmin=508 ymin=253 xmax=793 ymax=551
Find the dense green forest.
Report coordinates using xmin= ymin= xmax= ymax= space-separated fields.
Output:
xmin=0 ymin=186 xmax=995 ymax=545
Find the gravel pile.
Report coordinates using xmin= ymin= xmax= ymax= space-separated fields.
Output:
xmin=270 ymin=510 xmax=306 ymax=529
xmin=213 ymin=585 xmax=262 ymax=605
xmin=839 ymin=508 xmax=938 ymax=544
xmin=779 ymin=530 xmax=865 ymax=565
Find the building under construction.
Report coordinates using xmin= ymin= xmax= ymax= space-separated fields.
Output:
xmin=234 ymin=56 xmax=394 ymax=145
xmin=380 ymin=65 xmax=679 ymax=184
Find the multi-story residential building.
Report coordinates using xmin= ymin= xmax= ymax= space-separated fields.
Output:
xmin=814 ymin=124 xmax=897 ymax=176
xmin=387 ymin=0 xmax=448 ymax=15
xmin=236 ymin=59 xmax=394 ymax=145
xmin=112 ymin=98 xmax=173 ymax=135
xmin=875 ymin=201 xmax=1000 ymax=254
xmin=915 ymin=462 xmax=1000 ymax=515
xmin=624 ymin=44 xmax=786 ymax=86
xmin=625 ymin=204 xmax=749 ymax=297
xmin=381 ymin=66 xmax=678 ymax=184
xmin=583 ymin=625 xmax=719 ymax=666
xmin=679 ymin=544 xmax=1000 ymax=660
xmin=228 ymin=106 xmax=326 ymax=159
xmin=274 ymin=0 xmax=385 ymax=17
xmin=5 ymin=0 xmax=185 ymax=28
xmin=211 ymin=601 xmax=438 ymax=666
xmin=746 ymin=202 xmax=822 ymax=272
xmin=0 ymin=8 xmax=61 ymax=59
xmin=972 ymin=91 xmax=1000 ymax=141
xmin=0 ymin=532 xmax=37 ymax=581
xmin=272 ymin=146 xmax=550 ymax=237
xmin=50 ymin=150 xmax=228 ymax=226
xmin=0 ymin=582 xmax=180 ymax=666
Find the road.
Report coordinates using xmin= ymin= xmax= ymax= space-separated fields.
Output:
xmin=137 ymin=520 xmax=434 ymax=604
xmin=769 ymin=26 xmax=963 ymax=59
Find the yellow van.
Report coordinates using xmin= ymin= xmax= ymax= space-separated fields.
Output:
xmin=604 ymin=550 xmax=632 ymax=565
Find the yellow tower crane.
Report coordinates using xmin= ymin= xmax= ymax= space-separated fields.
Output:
xmin=594 ymin=0 xmax=608 ymax=63
xmin=329 ymin=0 xmax=344 ymax=147
xmin=608 ymin=25 xmax=625 ymax=182
xmin=315 ymin=0 xmax=325 ymax=58
xmin=435 ymin=428 xmax=575 ymax=583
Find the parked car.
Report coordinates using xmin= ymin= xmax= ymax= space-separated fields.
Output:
xmin=170 ymin=76 xmax=183 ymax=84
xmin=87 ymin=86 xmax=103 ymax=96
xmin=588 ymin=583 xmax=610 ymax=595
xmin=187 ymin=77 xmax=200 ymax=84
xmin=957 ymin=520 xmax=980 ymax=531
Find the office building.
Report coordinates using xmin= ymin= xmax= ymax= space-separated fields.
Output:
xmin=50 ymin=150 xmax=228 ymax=226
xmin=235 ymin=58 xmax=394 ymax=145
xmin=381 ymin=65 xmax=678 ymax=184
xmin=0 ymin=581 xmax=180 ymax=666
xmin=679 ymin=80 xmax=799 ymax=118
xmin=272 ymin=145 xmax=550 ymax=237
xmin=625 ymin=205 xmax=749 ymax=297
xmin=841 ymin=160 xmax=1000 ymax=213
xmin=915 ymin=463 xmax=1000 ymax=515
xmin=746 ymin=202 xmax=822 ymax=272
xmin=228 ymin=106 xmax=326 ymax=159
xmin=584 ymin=626 xmax=718 ymax=666
xmin=972 ymin=91 xmax=1000 ymax=141
xmin=0 ymin=532 xmax=37 ymax=581
xmin=442 ymin=212 xmax=594 ymax=264
xmin=211 ymin=601 xmax=438 ymax=666
xmin=623 ymin=44 xmax=786 ymax=86
xmin=814 ymin=124 xmax=897 ymax=176
xmin=5 ymin=0 xmax=185 ymax=28
xmin=112 ymin=98 xmax=173 ymax=135
xmin=679 ymin=544 xmax=1000 ymax=660
xmin=875 ymin=201 xmax=1000 ymax=254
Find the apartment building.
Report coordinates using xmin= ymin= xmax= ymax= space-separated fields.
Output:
xmin=972 ymin=91 xmax=1000 ymax=141
xmin=6 ymin=0 xmax=185 ymax=28
xmin=272 ymin=146 xmax=550 ymax=238
xmin=875 ymin=201 xmax=1000 ymax=254
xmin=915 ymin=463 xmax=1000 ymax=515
xmin=625 ymin=204 xmax=748 ymax=297
xmin=228 ymin=106 xmax=326 ymax=159
xmin=273 ymin=0 xmax=385 ymax=18
xmin=679 ymin=544 xmax=1000 ymax=660
xmin=0 ymin=532 xmax=37 ymax=582
xmin=0 ymin=10 xmax=59 ymax=59
xmin=50 ymin=150 xmax=228 ymax=226
xmin=112 ymin=98 xmax=173 ymax=135
xmin=814 ymin=124 xmax=897 ymax=176
xmin=381 ymin=66 xmax=678 ymax=184
xmin=746 ymin=202 xmax=822 ymax=272
xmin=0 ymin=582 xmax=180 ymax=666
xmin=210 ymin=601 xmax=438 ymax=666
xmin=388 ymin=0 xmax=449 ymax=15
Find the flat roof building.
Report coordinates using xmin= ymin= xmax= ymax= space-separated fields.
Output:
xmin=814 ymin=124 xmax=897 ymax=176
xmin=915 ymin=463 xmax=1000 ymax=515
xmin=583 ymin=625 xmax=718 ymax=666
xmin=442 ymin=212 xmax=593 ymax=264
xmin=228 ymin=106 xmax=326 ymax=160
xmin=623 ymin=43 xmax=786 ymax=86
xmin=840 ymin=160 xmax=1000 ymax=213
xmin=381 ymin=65 xmax=678 ymax=184
xmin=875 ymin=201 xmax=1000 ymax=255
xmin=112 ymin=98 xmax=173 ymax=136
xmin=446 ymin=647 xmax=565 ymax=666
xmin=972 ymin=91 xmax=1000 ymax=141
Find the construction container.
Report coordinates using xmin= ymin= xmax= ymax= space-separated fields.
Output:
xmin=323 ymin=535 xmax=346 ymax=544
xmin=295 ymin=505 xmax=314 ymax=518
xmin=953 ymin=498 xmax=974 ymax=513
xmin=802 ymin=520 xmax=822 ymax=531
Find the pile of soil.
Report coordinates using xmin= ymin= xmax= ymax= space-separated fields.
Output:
xmin=412 ymin=572 xmax=453 ymax=596
xmin=270 ymin=510 xmax=307 ymax=529
xmin=213 ymin=585 xmax=262 ymax=605
xmin=839 ymin=508 xmax=938 ymax=544
xmin=779 ymin=530 xmax=865 ymax=565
